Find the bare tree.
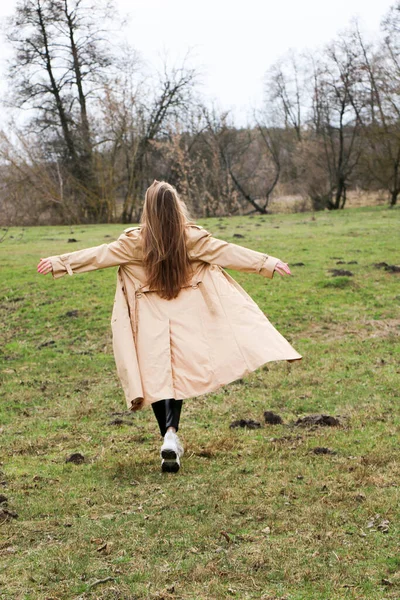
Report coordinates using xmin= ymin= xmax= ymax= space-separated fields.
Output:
xmin=265 ymin=50 xmax=306 ymax=141
xmin=306 ymin=36 xmax=363 ymax=209
xmin=115 ymin=54 xmax=198 ymax=223
xmin=0 ymin=127 xmax=78 ymax=225
xmin=5 ymin=0 xmax=118 ymax=221
xmin=350 ymin=9 xmax=400 ymax=206
xmin=201 ymin=105 xmax=284 ymax=215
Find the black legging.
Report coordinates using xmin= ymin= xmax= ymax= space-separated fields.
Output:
xmin=151 ymin=398 xmax=183 ymax=437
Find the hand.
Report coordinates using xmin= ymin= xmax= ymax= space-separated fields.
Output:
xmin=274 ymin=260 xmax=292 ymax=276
xmin=37 ymin=258 xmax=53 ymax=275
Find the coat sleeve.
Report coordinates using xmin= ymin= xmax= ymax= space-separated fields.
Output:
xmin=188 ymin=227 xmax=280 ymax=279
xmin=48 ymin=229 xmax=141 ymax=280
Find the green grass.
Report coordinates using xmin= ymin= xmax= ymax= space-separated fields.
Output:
xmin=0 ymin=206 xmax=399 ymax=600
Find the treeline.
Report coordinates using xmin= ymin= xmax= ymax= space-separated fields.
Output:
xmin=0 ymin=0 xmax=400 ymax=225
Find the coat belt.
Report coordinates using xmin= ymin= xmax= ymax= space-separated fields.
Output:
xmin=198 ymin=280 xmax=218 ymax=314
xmin=134 ymin=281 xmax=218 ymax=312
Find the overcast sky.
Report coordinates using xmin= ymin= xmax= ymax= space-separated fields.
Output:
xmin=0 ymin=0 xmax=395 ymax=126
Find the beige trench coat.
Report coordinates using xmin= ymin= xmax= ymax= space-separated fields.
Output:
xmin=48 ymin=223 xmax=302 ymax=411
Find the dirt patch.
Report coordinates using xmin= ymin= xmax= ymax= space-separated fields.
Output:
xmin=65 ymin=453 xmax=85 ymax=464
xmin=230 ymin=419 xmax=261 ymax=429
xmin=107 ymin=418 xmax=134 ymax=426
xmin=328 ymin=269 xmax=354 ymax=276
xmin=374 ymin=262 xmax=400 ymax=272
xmin=64 ymin=309 xmax=79 ymax=317
xmin=0 ymin=509 xmax=18 ymax=523
xmin=37 ymin=339 xmax=56 ymax=349
xmin=298 ymin=317 xmax=400 ymax=343
xmin=294 ymin=414 xmax=341 ymax=427
xmin=312 ymin=447 xmax=337 ymax=455
xmin=264 ymin=411 xmax=283 ymax=425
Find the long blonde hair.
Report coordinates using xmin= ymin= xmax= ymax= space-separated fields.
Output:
xmin=140 ymin=180 xmax=194 ymax=300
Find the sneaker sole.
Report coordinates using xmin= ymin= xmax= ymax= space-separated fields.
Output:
xmin=161 ymin=448 xmax=178 ymax=460
xmin=161 ymin=460 xmax=180 ymax=473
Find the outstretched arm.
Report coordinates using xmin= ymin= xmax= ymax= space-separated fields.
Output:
xmin=37 ymin=229 xmax=141 ymax=279
xmin=188 ymin=227 xmax=290 ymax=279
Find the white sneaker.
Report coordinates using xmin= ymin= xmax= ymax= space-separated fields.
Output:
xmin=160 ymin=431 xmax=184 ymax=472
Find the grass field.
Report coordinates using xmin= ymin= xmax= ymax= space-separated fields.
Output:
xmin=0 ymin=206 xmax=399 ymax=600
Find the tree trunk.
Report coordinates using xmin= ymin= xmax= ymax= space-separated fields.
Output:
xmin=390 ymin=189 xmax=399 ymax=206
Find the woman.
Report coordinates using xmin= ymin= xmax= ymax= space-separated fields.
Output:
xmin=37 ymin=180 xmax=302 ymax=473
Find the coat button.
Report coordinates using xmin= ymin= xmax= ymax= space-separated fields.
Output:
xmin=192 ymin=284 xmax=198 ymax=289
xmin=136 ymin=293 xmax=142 ymax=298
